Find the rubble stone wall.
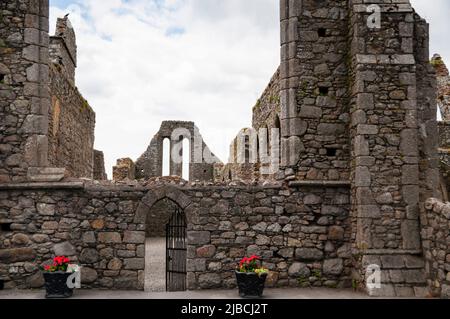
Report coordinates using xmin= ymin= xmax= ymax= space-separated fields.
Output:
xmin=422 ymin=198 xmax=450 ymax=298
xmin=48 ymin=63 xmax=95 ymax=179
xmin=0 ymin=182 xmax=353 ymax=291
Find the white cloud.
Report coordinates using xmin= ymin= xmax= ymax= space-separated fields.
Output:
xmin=49 ymin=0 xmax=449 ymax=178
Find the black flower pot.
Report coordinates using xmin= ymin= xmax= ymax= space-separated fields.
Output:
xmin=235 ymin=271 xmax=267 ymax=298
xmin=43 ymin=272 xmax=74 ymax=299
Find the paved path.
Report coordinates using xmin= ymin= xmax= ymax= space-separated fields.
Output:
xmin=0 ymin=288 xmax=372 ymax=299
xmin=145 ymin=238 xmax=166 ymax=292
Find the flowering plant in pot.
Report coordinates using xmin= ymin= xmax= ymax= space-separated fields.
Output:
xmin=235 ymin=255 xmax=269 ymax=298
xmin=41 ymin=256 xmax=78 ymax=298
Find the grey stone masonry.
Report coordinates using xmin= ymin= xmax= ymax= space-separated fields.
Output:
xmin=49 ymin=15 xmax=77 ymax=84
xmin=348 ymin=0 xmax=439 ymax=297
xmin=0 ymin=181 xmax=352 ymax=291
xmin=422 ymin=199 xmax=450 ymax=299
xmin=135 ymin=121 xmax=222 ymax=182
xmin=0 ymin=0 xmax=51 ymax=182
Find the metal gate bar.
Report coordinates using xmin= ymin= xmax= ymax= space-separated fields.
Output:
xmin=166 ymin=207 xmax=187 ymax=292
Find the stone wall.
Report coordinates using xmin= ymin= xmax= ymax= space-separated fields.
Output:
xmin=48 ymin=63 xmax=95 ymax=179
xmin=49 ymin=16 xmax=77 ymax=84
xmin=279 ymin=0 xmax=350 ymax=181
xmin=422 ymin=198 xmax=450 ymax=298
xmin=113 ymin=158 xmax=135 ymax=181
xmin=347 ymin=1 xmax=436 ymax=296
xmin=184 ymin=184 xmax=352 ymax=290
xmin=432 ymin=55 xmax=450 ymax=120
xmin=0 ymin=181 xmax=354 ymax=291
xmin=93 ymin=150 xmax=107 ymax=181
xmin=252 ymin=68 xmax=281 ymax=131
xmin=0 ymin=0 xmax=51 ymax=182
xmin=0 ymin=182 xmax=146 ymax=289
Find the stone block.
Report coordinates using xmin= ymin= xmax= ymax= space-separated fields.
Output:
xmin=401 ymin=220 xmax=421 ymax=250
xmin=0 ymin=248 xmax=36 ymax=263
xmin=187 ymin=231 xmax=211 ymax=245
xmin=295 ymin=248 xmax=323 ymax=261
xmin=124 ymin=258 xmax=145 ymax=270
xmin=98 ymin=232 xmax=122 ymax=243
xmin=288 ymin=263 xmax=310 ymax=277
xmin=323 ymin=259 xmax=344 ymax=276
xmin=53 ymin=242 xmax=76 ymax=256
xmin=123 ymin=231 xmax=145 ymax=244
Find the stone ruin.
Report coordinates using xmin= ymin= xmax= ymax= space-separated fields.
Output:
xmin=0 ymin=0 xmax=450 ymax=298
xmin=113 ymin=121 xmax=221 ymax=183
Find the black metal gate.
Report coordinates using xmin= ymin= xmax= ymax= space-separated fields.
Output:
xmin=166 ymin=207 xmax=187 ymax=291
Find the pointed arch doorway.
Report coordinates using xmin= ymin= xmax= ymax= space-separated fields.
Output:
xmin=135 ymin=186 xmax=192 ymax=292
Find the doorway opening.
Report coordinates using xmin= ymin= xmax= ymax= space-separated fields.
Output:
xmin=144 ymin=198 xmax=186 ymax=292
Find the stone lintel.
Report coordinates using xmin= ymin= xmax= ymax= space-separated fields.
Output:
xmin=356 ymin=54 xmax=415 ymax=65
xmin=353 ymin=3 xmax=413 ymax=13
xmin=361 ymin=249 xmax=422 ymax=256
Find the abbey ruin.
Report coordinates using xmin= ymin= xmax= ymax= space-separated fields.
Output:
xmin=0 ymin=0 xmax=449 ymax=298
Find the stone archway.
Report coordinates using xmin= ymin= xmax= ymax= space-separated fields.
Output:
xmin=134 ymin=186 xmax=193 ymax=291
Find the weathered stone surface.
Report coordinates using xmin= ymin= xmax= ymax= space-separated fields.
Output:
xmin=188 ymin=231 xmax=210 ymax=245
xmin=81 ymin=267 xmax=98 ymax=284
xmin=124 ymin=258 xmax=145 ymax=270
xmin=295 ymin=248 xmax=323 ymax=261
xmin=196 ymin=245 xmax=216 ymax=258
xmin=53 ymin=242 xmax=76 ymax=256
xmin=328 ymin=226 xmax=345 ymax=241
xmin=27 ymin=272 xmax=45 ymax=288
xmin=288 ymin=263 xmax=310 ymax=277
xmin=80 ymin=248 xmax=99 ymax=264
xmin=98 ymin=232 xmax=122 ymax=243
xmin=198 ymin=273 xmax=221 ymax=288
xmin=123 ymin=231 xmax=145 ymax=244
xmin=108 ymin=258 xmax=123 ymax=270
xmin=0 ymin=248 xmax=36 ymax=263
xmin=323 ymin=259 xmax=344 ymax=276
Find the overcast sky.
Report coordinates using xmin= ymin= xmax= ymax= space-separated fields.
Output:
xmin=49 ymin=0 xmax=450 ymax=178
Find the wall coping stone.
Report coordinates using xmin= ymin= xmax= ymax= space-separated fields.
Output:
xmin=0 ymin=181 xmax=85 ymax=190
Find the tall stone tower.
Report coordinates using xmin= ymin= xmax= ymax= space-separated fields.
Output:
xmin=0 ymin=0 xmax=65 ymax=183
xmin=279 ymin=0 xmax=441 ymax=296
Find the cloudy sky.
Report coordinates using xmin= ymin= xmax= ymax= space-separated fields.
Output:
xmin=49 ymin=0 xmax=450 ymax=177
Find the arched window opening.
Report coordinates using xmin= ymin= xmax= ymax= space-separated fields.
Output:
xmin=163 ymin=138 xmax=170 ymax=176
xmin=244 ymin=135 xmax=250 ymax=164
xmin=182 ymin=138 xmax=190 ymax=181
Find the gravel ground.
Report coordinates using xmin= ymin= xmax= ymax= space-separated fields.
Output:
xmin=145 ymin=238 xmax=166 ymax=292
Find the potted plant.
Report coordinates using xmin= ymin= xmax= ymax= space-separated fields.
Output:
xmin=235 ymin=255 xmax=269 ymax=298
xmin=41 ymin=256 xmax=76 ymax=298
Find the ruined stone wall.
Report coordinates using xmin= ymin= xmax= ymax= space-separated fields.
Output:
xmin=49 ymin=16 xmax=76 ymax=84
xmin=422 ymin=198 xmax=450 ymax=298
xmin=113 ymin=158 xmax=135 ymax=181
xmin=252 ymin=68 xmax=281 ymax=131
xmin=0 ymin=182 xmax=353 ymax=291
xmin=0 ymin=0 xmax=51 ymax=183
xmin=47 ymin=63 xmax=95 ymax=179
xmin=93 ymin=150 xmax=107 ymax=181
xmin=135 ymin=121 xmax=221 ymax=182
xmin=432 ymin=55 xmax=450 ymax=120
